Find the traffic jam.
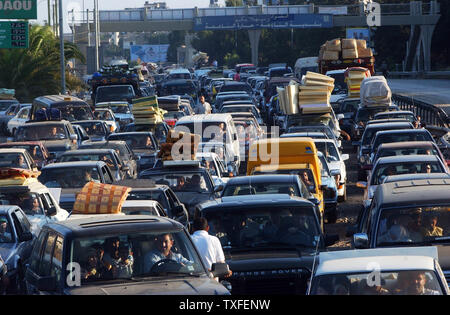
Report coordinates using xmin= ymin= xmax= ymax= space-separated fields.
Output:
xmin=0 ymin=37 xmax=449 ymax=296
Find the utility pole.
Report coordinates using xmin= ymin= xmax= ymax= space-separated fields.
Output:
xmin=47 ymin=0 xmax=51 ymax=27
xmin=59 ymin=0 xmax=66 ymax=94
xmin=94 ymin=0 xmax=99 ymax=71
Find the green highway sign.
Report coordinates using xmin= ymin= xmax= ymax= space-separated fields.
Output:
xmin=0 ymin=0 xmax=37 ymax=19
xmin=0 ymin=21 xmax=28 ymax=48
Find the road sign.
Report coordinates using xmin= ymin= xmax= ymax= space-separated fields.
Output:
xmin=0 ymin=0 xmax=37 ymax=19
xmin=0 ymin=21 xmax=28 ymax=48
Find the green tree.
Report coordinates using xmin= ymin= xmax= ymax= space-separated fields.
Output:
xmin=226 ymin=0 xmax=243 ymax=7
xmin=0 ymin=25 xmax=85 ymax=102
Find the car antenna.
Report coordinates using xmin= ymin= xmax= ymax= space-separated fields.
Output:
xmin=306 ymin=234 xmax=321 ymax=295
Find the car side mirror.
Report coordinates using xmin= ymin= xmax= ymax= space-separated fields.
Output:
xmin=211 ymin=262 xmax=230 ymax=278
xmin=353 ymin=233 xmax=369 ymax=249
xmin=325 ymin=234 xmax=339 ymax=247
xmin=356 ymin=181 xmax=368 ymax=189
xmin=341 ymin=154 xmax=349 ymax=161
xmin=46 ymin=207 xmax=57 ymax=217
xmin=214 ymin=184 xmax=224 ymax=193
xmin=20 ymin=231 xmax=33 ymax=242
xmin=37 ymin=276 xmax=57 ymax=292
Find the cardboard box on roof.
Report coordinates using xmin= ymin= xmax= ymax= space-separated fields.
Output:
xmin=357 ymin=47 xmax=373 ymax=58
xmin=297 ymin=72 xmax=334 ymax=114
xmin=356 ymin=39 xmax=367 ymax=49
xmin=326 ymin=39 xmax=341 ymax=51
xmin=322 ymin=50 xmax=339 ymax=61
xmin=342 ymin=38 xmax=357 ymax=50
xmin=342 ymin=48 xmax=358 ymax=59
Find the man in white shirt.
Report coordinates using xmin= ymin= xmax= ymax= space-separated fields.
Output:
xmin=191 ymin=217 xmax=231 ymax=279
xmin=195 ymin=95 xmax=212 ymax=115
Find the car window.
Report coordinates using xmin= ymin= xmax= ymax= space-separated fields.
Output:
xmin=102 ymin=166 xmax=114 ymax=184
xmin=39 ymin=232 xmax=56 ymax=277
xmin=371 ymin=162 xmax=443 ymax=185
xmin=14 ymin=209 xmax=31 ymax=233
xmin=30 ymin=231 xmax=47 ymax=272
xmin=50 ymin=236 xmax=64 ymax=288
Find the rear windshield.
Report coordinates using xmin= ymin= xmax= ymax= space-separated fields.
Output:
xmin=372 ymin=132 xmax=433 ymax=151
xmin=219 ymin=84 xmax=252 ymax=94
xmin=371 ymin=161 xmax=444 ymax=185
xmin=96 ymin=86 xmax=135 ymax=103
xmin=39 ymin=166 xmax=101 ymax=188
xmin=362 ymin=125 xmax=412 ymax=146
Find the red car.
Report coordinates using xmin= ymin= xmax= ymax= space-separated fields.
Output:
xmin=0 ymin=141 xmax=50 ymax=169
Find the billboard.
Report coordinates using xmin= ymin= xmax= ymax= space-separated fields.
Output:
xmin=130 ymin=44 xmax=169 ymax=63
xmin=193 ymin=14 xmax=333 ymax=31
xmin=346 ymin=28 xmax=370 ymax=42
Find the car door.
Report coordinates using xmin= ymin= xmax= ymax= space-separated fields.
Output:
xmin=10 ymin=210 xmax=34 ymax=267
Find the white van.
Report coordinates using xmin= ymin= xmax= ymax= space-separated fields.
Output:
xmin=294 ymin=57 xmax=318 ymax=79
xmin=174 ymin=114 xmax=241 ymax=174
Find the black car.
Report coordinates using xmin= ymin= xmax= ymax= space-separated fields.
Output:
xmin=117 ymin=179 xmax=189 ymax=228
xmin=25 ymin=215 xmax=230 ymax=295
xmin=0 ymin=206 xmax=35 ymax=294
xmin=79 ymin=140 xmax=138 ymax=179
xmin=123 ymin=122 xmax=170 ymax=145
xmin=218 ymin=82 xmax=253 ymax=95
xmin=350 ymin=105 xmax=399 ymax=141
xmin=198 ymin=194 xmax=338 ymax=295
xmin=351 ymin=179 xmax=450 ymax=287
xmin=355 ymin=122 xmax=414 ymax=181
xmin=139 ymin=160 xmax=222 ymax=219
xmin=72 ymin=120 xmax=111 ymax=142
xmin=107 ymin=132 xmax=158 ymax=172
xmin=15 ymin=121 xmax=79 ymax=159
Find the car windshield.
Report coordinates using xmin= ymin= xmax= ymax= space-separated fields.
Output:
xmin=204 ymin=206 xmax=320 ymax=249
xmin=342 ymin=99 xmax=359 ymax=113
xmin=0 ymin=153 xmax=29 ymax=169
xmin=164 ymin=111 xmax=186 ymax=120
xmin=198 ymin=158 xmax=221 ymax=177
xmin=288 ymin=115 xmax=335 ymax=132
xmin=68 ymin=231 xmax=205 ymax=285
xmin=0 ymin=145 xmax=44 ymax=160
xmin=362 ymin=127 xmax=410 ymax=146
xmin=220 ymin=84 xmax=252 ymax=94
xmin=376 ymin=205 xmax=450 ymax=246
xmin=253 ymin=168 xmax=317 ymax=194
xmin=0 ymin=214 xmax=13 ymax=243
xmin=372 ymin=132 xmax=433 ymax=151
xmin=0 ymin=101 xmax=17 ymax=111
xmin=55 ymin=105 xmax=93 ymax=121
xmin=95 ymin=110 xmax=114 ymax=121
xmin=270 ymin=68 xmax=292 ymax=77
xmin=222 ymin=182 xmax=301 ymax=197
xmin=162 ymin=84 xmax=195 ymax=96
xmin=371 ymin=161 xmax=444 ymax=185
xmin=16 ymin=125 xmax=68 ymax=141
xmin=141 ymin=172 xmax=213 ymax=193
xmin=127 ymin=190 xmax=169 ymax=211
xmin=327 ymin=72 xmax=346 ymax=94
xmin=108 ymin=134 xmax=155 ymax=150
xmin=96 ymin=86 xmax=135 ymax=103
xmin=176 ymin=122 xmax=228 ymax=143
xmin=108 ymin=105 xmax=130 ymax=114
xmin=288 ymin=127 xmax=334 ymax=139
xmin=0 ymin=192 xmax=45 ymax=216
xmin=39 ymin=167 xmax=101 ymax=188
xmin=60 ymin=154 xmax=118 ymax=170
xmin=378 ymin=147 xmax=440 ymax=160
xmin=315 ymin=142 xmax=340 ymax=162
xmin=356 ymin=107 xmax=389 ymax=123
xmin=375 ymin=113 xmax=415 ymax=123
xmin=80 ymin=143 xmax=129 ymax=160
xmin=74 ymin=122 xmax=106 ymax=136
xmin=311 ymin=270 xmax=443 ymax=295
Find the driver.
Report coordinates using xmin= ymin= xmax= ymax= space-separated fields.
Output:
xmin=143 ymin=233 xmax=193 ymax=273
xmin=49 ymin=126 xmax=64 ymax=139
xmin=0 ymin=218 xmax=12 ymax=242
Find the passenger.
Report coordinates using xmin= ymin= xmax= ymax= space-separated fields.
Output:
xmin=143 ymin=233 xmax=193 ymax=273
xmin=31 ymin=197 xmax=42 ymax=215
xmin=176 ymin=176 xmax=185 ymax=190
xmin=422 ymin=164 xmax=432 ymax=174
xmin=407 ymin=210 xmax=427 ymax=242
xmin=300 ymin=171 xmax=315 ymax=192
xmin=113 ymin=246 xmax=134 ymax=279
xmin=332 ymin=276 xmax=351 ymax=295
xmin=423 ymin=215 xmax=443 ymax=237
xmin=188 ymin=174 xmax=202 ymax=191
xmin=101 ymin=155 xmax=114 ymax=169
xmin=145 ymin=136 xmax=153 ymax=148
xmin=397 ymin=271 xmax=440 ymax=295
xmin=263 ymin=213 xmax=282 ymax=241
xmin=103 ymin=237 xmax=121 ymax=269
xmin=0 ymin=218 xmax=12 ymax=242
xmin=13 ymin=155 xmax=27 ymax=169
xmin=378 ymin=224 xmax=411 ymax=244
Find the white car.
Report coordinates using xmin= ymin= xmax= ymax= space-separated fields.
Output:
xmin=7 ymin=106 xmax=31 ymax=136
xmin=195 ymin=151 xmax=229 ymax=187
xmin=308 ymin=246 xmax=449 ymax=295
xmin=94 ymin=108 xmax=119 ymax=132
xmin=313 ymin=139 xmax=349 ymax=202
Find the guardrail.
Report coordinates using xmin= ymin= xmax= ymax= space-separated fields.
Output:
xmin=392 ymin=94 xmax=450 ymax=129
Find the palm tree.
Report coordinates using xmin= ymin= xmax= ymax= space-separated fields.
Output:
xmin=0 ymin=25 xmax=86 ymax=102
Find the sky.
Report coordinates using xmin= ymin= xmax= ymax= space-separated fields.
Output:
xmin=36 ymin=0 xmax=226 ymax=32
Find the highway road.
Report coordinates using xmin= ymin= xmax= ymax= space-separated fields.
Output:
xmin=388 ymin=79 xmax=450 ymax=106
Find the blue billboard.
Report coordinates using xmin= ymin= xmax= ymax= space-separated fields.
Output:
xmin=193 ymin=14 xmax=333 ymax=31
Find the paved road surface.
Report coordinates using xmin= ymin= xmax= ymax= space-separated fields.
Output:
xmin=388 ymin=79 xmax=450 ymax=106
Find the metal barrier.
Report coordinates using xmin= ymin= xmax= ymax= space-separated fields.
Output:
xmin=392 ymin=94 xmax=450 ymax=129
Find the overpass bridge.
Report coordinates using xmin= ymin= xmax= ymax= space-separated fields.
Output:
xmin=72 ymin=1 xmax=440 ymax=69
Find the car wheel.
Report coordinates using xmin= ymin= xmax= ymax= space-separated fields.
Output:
xmin=338 ymin=185 xmax=347 ymax=202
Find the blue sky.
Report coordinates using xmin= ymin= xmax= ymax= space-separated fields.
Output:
xmin=36 ymin=0 xmax=226 ymax=32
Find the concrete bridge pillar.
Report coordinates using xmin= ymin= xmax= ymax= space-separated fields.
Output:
xmin=420 ymin=24 xmax=436 ymax=72
xmin=248 ymin=29 xmax=261 ymax=66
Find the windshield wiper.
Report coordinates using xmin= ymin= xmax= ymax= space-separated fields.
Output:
xmin=377 ymin=241 xmax=414 ymax=247
xmin=416 ymin=236 xmax=450 ymax=245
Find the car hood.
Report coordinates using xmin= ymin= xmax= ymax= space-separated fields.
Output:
xmin=66 ymin=276 xmax=229 ymax=295
xmin=0 ymin=243 xmax=17 ymax=264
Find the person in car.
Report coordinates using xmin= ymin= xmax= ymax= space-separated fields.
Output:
xmin=176 ymin=176 xmax=185 ymax=190
xmin=13 ymin=155 xmax=28 ymax=169
xmin=407 ymin=210 xmax=427 ymax=242
xmin=113 ymin=246 xmax=134 ymax=279
xmin=0 ymin=218 xmax=12 ymax=242
xmin=187 ymin=174 xmax=202 ymax=191
xmin=396 ymin=271 xmax=440 ymax=295
xmin=300 ymin=171 xmax=315 ymax=192
xmin=423 ymin=214 xmax=443 ymax=237
xmin=143 ymin=233 xmax=193 ymax=273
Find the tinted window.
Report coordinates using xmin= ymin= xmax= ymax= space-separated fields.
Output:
xmin=30 ymin=231 xmax=47 ymax=272
xmin=39 ymin=233 xmax=56 ymax=276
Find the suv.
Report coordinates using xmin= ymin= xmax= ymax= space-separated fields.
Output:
xmin=198 ymin=194 xmax=338 ymax=295
xmin=15 ymin=121 xmax=78 ymax=159
xmin=25 ymin=215 xmax=230 ymax=295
